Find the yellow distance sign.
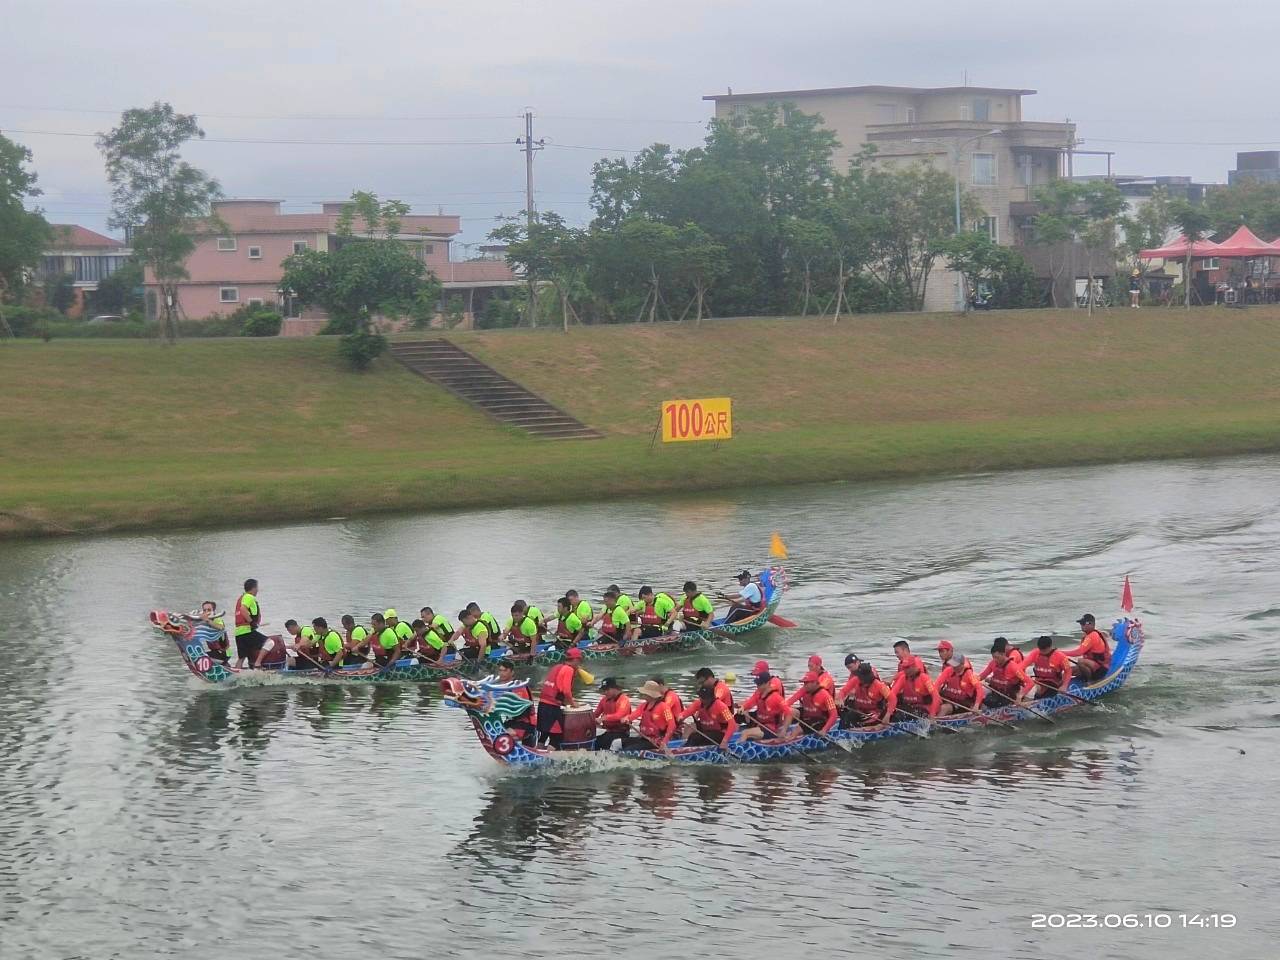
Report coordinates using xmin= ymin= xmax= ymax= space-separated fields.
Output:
xmin=661 ymin=397 xmax=732 ymax=443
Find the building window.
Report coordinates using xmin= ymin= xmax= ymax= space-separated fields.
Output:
xmin=959 ymin=103 xmax=971 ymax=121
xmin=219 ymin=287 xmax=239 ymax=303
xmin=247 ymin=298 xmax=264 ymax=307
xmin=292 ymin=240 xmax=309 ymax=254
xmin=905 ymin=107 xmax=917 ymax=124
xmin=973 ymin=99 xmax=991 ymax=122
xmin=216 ymin=237 xmax=237 ymax=251
xmin=248 ymin=245 xmax=262 ymax=259
xmin=1018 ymin=154 xmax=1035 ymax=186
xmin=972 ymin=153 xmax=997 ymax=185
xmin=1201 ymin=258 xmax=1219 ymax=270
xmin=875 ymin=103 xmax=897 ymax=123
xmin=975 ymin=216 xmax=999 ymax=242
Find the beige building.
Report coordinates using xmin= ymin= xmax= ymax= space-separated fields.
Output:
xmin=704 ymin=84 xmax=1075 ymax=310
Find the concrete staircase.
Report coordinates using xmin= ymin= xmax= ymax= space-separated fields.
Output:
xmin=389 ymin=339 xmax=602 ymax=441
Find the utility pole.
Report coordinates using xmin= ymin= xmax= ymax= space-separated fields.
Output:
xmin=516 ymin=110 xmax=544 ymax=327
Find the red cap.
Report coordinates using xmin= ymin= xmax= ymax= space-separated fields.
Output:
xmin=566 ymin=648 xmax=583 ymax=661
xmin=937 ymin=640 xmax=953 ymax=652
xmin=750 ymin=660 xmax=770 ymax=676
xmin=802 ymin=671 xmax=820 ymax=683
xmin=807 ymin=654 xmax=823 ymax=668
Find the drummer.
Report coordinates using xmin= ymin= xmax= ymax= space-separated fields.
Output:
xmin=592 ymin=677 xmax=633 ymax=750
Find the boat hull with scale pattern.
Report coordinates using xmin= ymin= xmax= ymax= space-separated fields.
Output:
xmin=442 ymin=618 xmax=1144 ymax=769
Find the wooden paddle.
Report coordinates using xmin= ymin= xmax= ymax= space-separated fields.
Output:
xmin=938 ymin=693 xmax=1017 ymax=729
xmin=981 ymin=683 xmax=1056 ymax=723
xmin=1033 ymin=680 xmax=1100 ymax=707
xmin=895 ymin=706 xmax=957 ymax=733
xmin=742 ymin=715 xmax=819 ymax=763
xmin=795 ymin=717 xmax=854 ymax=753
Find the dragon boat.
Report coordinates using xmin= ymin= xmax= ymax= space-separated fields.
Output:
xmin=442 ymin=617 xmax=1144 ymax=769
xmin=149 ymin=567 xmax=787 ymax=685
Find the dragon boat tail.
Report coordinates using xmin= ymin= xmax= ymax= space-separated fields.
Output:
xmin=149 ymin=566 xmax=787 ymax=685
xmin=442 ymin=617 xmax=1144 ymax=769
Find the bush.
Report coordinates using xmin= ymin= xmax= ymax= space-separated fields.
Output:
xmin=338 ymin=330 xmax=387 ymax=370
xmin=44 ymin=320 xmax=155 ymax=338
xmin=1 ymin=305 xmax=62 ymax=337
xmin=241 ymin=308 xmax=282 ymax=337
xmin=477 ymin=292 xmax=522 ymax=329
xmin=47 ymin=274 xmax=78 ymax=315
xmin=177 ymin=315 xmax=243 ymax=338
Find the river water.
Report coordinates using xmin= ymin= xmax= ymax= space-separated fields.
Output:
xmin=1 ymin=456 xmax=1278 ymax=959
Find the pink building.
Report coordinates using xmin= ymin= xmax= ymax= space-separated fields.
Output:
xmin=146 ymin=199 xmax=517 ymax=331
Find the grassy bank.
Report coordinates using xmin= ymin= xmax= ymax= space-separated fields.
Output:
xmin=4 ymin=307 xmax=1280 ymax=538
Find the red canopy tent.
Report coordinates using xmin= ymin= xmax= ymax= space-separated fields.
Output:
xmin=1138 ymin=234 xmax=1221 ymax=259
xmin=1211 ymin=224 xmax=1276 ymax=258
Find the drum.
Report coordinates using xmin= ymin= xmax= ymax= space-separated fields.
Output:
xmin=561 ymin=706 xmax=597 ymax=750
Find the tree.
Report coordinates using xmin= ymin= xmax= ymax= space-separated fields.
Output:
xmin=97 ymin=103 xmax=223 ymax=342
xmin=490 ymin=211 xmax=587 ymax=331
xmin=1117 ymin=187 xmax=1173 ymax=275
xmin=47 ymin=272 xmax=77 ymax=315
xmin=281 ymin=190 xmax=441 ymax=368
xmin=1170 ymin=199 xmax=1213 ymax=309
xmin=854 ymin=162 xmax=975 ymax=312
xmin=1030 ymin=179 xmax=1123 ymax=310
xmin=0 ymin=133 xmax=52 ymax=332
xmin=1201 ymin=180 xmax=1280 ymax=239
xmin=670 ymin=224 xmax=730 ymax=324
xmin=780 ymin=217 xmax=835 ymax=316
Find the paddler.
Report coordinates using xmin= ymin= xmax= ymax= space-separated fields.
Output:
xmin=554 ymin=596 xmax=589 ymax=647
xmin=678 ymin=581 xmax=716 ymax=631
xmin=738 ymin=669 xmax=793 ymax=741
xmin=893 ymin=640 xmax=926 ymax=674
xmin=370 ymin=612 xmax=403 ymax=666
xmin=786 ymin=671 xmax=839 ymax=734
xmin=385 ymin=609 xmax=414 ymax=648
xmin=1021 ymin=635 xmax=1073 ymax=699
xmin=455 ymin=609 xmax=492 ymax=661
xmin=1062 ymin=613 xmax=1112 ymax=682
xmin=197 ymin=600 xmax=230 ymax=663
xmin=693 ymin=666 xmax=735 ymax=710
xmin=316 ymin=617 xmax=346 ymax=668
xmin=837 ymin=662 xmax=897 ymax=727
xmin=890 ymin=656 xmax=940 ymax=719
xmin=417 ymin=606 xmax=454 ymax=663
xmin=622 ymin=679 xmax=677 ymax=751
xmin=565 ymin=590 xmax=595 ymax=637
xmin=233 ymin=578 xmax=266 ymax=668
xmin=635 ymin=586 xmax=677 ymax=639
xmin=677 ymin=685 xmax=739 ymax=749
xmin=722 ymin=569 xmax=764 ymax=623
xmin=284 ymin=618 xmax=321 ymax=668
xmin=502 ymin=601 xmax=540 ymax=654
xmin=648 ymin=675 xmax=684 ymax=718
xmin=339 ymin=613 xmax=372 ymax=665
xmin=536 ymin=647 xmax=582 ymax=749
xmin=496 ymin=660 xmax=536 ymax=745
xmin=840 ymin=652 xmax=881 ymax=683
xmin=592 ymin=677 xmax=633 ymax=750
xmin=465 ymin=602 xmax=502 ymax=643
xmin=595 ymin=590 xmax=632 ymax=647
xmin=739 ymin=660 xmax=784 ymax=713
xmin=934 ymin=641 xmax=984 ymax=716
xmin=980 ymin=637 xmax=1032 ymax=706
xmin=806 ymin=654 xmax=837 ymax=694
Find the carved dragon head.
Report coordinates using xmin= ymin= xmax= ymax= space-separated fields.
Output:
xmin=441 ymin=675 xmax=534 ymax=725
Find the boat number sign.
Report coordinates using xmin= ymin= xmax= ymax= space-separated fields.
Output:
xmin=661 ymin=397 xmax=732 ymax=443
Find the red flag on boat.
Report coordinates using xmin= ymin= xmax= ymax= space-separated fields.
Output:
xmin=1121 ymin=575 xmax=1134 ymax=613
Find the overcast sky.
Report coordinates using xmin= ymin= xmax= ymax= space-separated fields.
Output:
xmin=5 ymin=0 xmax=1277 ymax=249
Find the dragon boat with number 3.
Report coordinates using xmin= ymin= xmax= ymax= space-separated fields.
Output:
xmin=441 ymin=618 xmax=1144 ymax=769
xmin=149 ymin=567 xmax=787 ymax=685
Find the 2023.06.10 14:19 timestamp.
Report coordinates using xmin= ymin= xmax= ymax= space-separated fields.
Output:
xmin=1031 ymin=913 xmax=1237 ymax=930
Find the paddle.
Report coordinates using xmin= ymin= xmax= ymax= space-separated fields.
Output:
xmin=293 ymin=649 xmax=335 ymax=676
xmin=741 ymin=714 xmax=819 ymax=763
xmin=1032 ymin=680 xmax=1100 ymax=707
xmin=895 ymin=706 xmax=957 ymax=734
xmin=767 ymin=615 xmax=797 ymax=629
xmin=938 ymin=693 xmax=1017 ymax=729
xmin=795 ymin=717 xmax=854 ymax=753
xmin=840 ymin=706 xmax=929 ymax=740
xmin=981 ymin=682 xmax=1056 ymax=723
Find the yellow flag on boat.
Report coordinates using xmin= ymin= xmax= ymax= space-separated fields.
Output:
xmin=770 ymin=532 xmax=788 ymax=559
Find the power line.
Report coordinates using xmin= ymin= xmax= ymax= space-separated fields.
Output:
xmin=1 ymin=104 xmax=707 ymax=125
xmin=5 ymin=128 xmax=520 ymax=147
